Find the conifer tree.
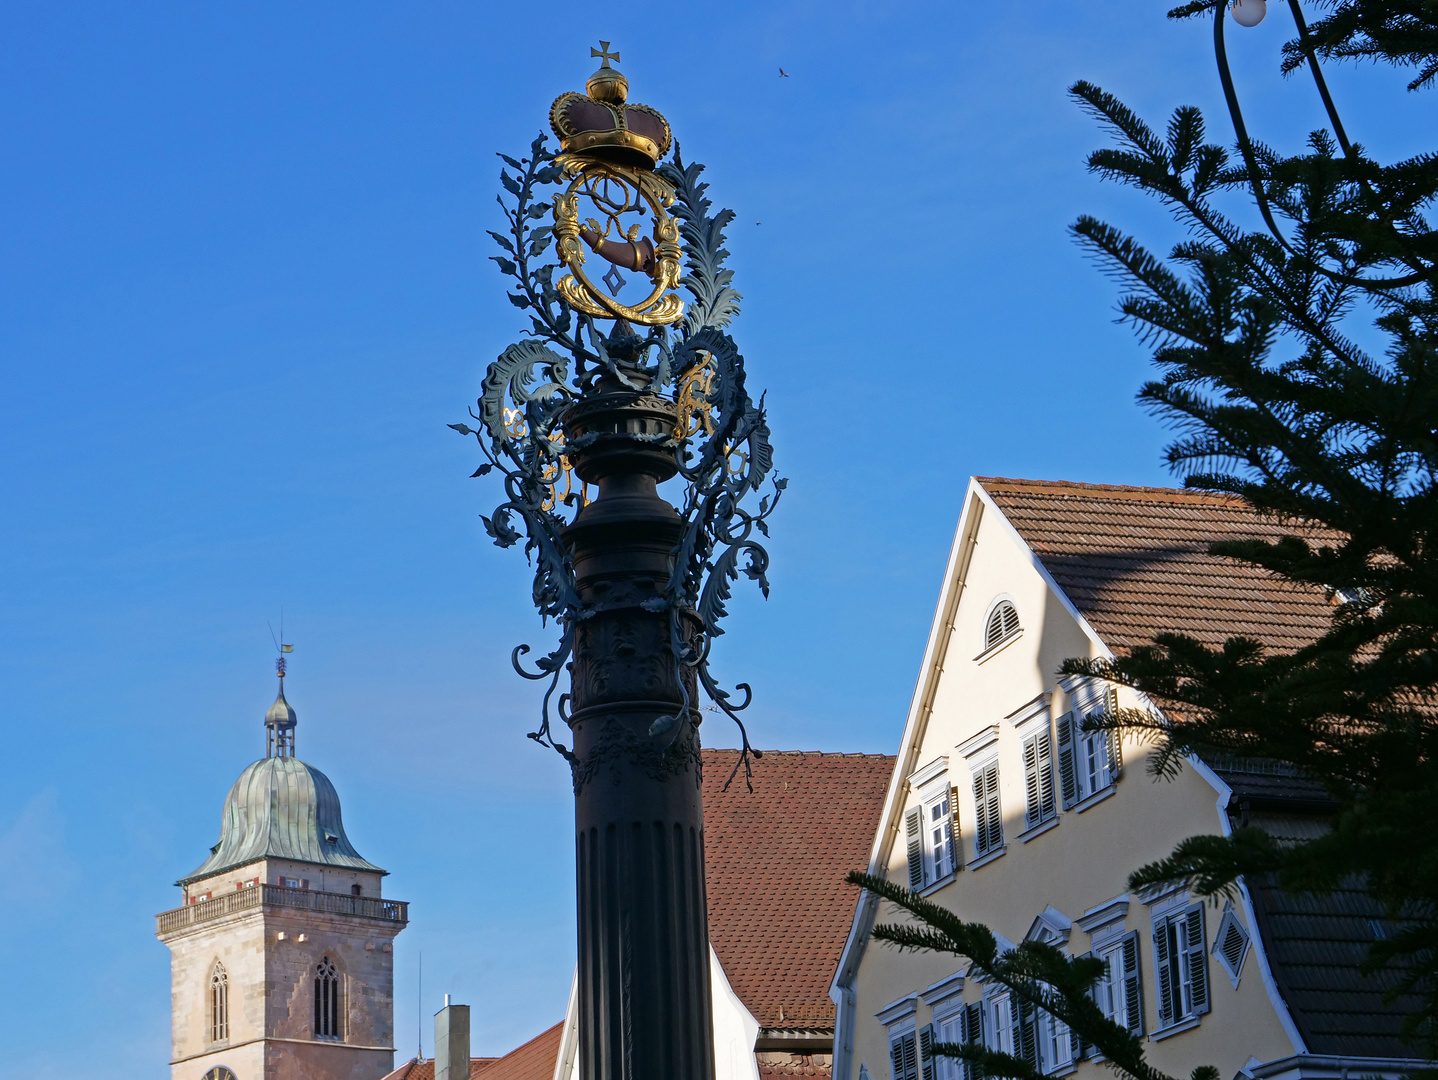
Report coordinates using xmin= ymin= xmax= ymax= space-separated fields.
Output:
xmin=853 ymin=2 xmax=1438 ymax=1072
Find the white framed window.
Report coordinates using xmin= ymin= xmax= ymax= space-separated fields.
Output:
xmin=926 ymin=788 xmax=957 ymax=883
xmin=1090 ymin=930 xmax=1144 ymax=1037
xmin=1057 ymin=684 xmax=1122 ymax=808
xmin=922 ymin=973 xmax=968 ymax=1080
xmin=982 ymin=597 xmax=1021 ymax=652
xmin=930 ymin=1008 xmax=964 ymax=1080
xmin=1152 ymin=903 xmax=1209 ymax=1031
xmin=985 ymin=991 xmax=1014 ymax=1055
xmin=1015 ymin=916 xmax=1080 ymax=1072
xmin=1003 ymin=995 xmax=1077 ymax=1074
xmin=970 ymin=759 xmax=1003 ymax=858
xmin=905 ymin=764 xmax=960 ymax=891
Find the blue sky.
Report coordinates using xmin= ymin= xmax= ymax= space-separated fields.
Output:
xmin=0 ymin=2 xmax=1428 ymax=1076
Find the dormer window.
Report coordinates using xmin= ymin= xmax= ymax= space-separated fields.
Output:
xmin=983 ymin=599 xmax=1020 ymax=651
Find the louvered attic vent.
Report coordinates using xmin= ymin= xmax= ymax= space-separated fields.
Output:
xmin=984 ymin=600 xmax=1020 ymax=650
xmin=1213 ymin=904 xmax=1251 ymax=987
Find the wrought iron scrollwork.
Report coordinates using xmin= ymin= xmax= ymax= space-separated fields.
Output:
xmin=455 ymin=133 xmax=782 ymax=789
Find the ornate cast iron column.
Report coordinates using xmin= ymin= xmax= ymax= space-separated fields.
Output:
xmin=455 ymin=44 xmax=782 ymax=1080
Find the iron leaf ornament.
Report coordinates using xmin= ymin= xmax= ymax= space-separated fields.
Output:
xmin=455 ymin=95 xmax=782 ymax=789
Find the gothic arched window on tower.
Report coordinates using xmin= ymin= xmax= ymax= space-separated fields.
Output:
xmin=210 ymin=963 xmax=229 ymax=1042
xmin=314 ymin=956 xmax=341 ymax=1039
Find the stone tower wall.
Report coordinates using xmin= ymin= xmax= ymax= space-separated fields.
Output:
xmin=160 ymin=865 xmax=402 ymax=1080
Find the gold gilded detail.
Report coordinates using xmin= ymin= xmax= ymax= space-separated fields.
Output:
xmin=553 ymin=157 xmax=684 ymax=326
xmin=503 ymin=407 xmax=587 ymax=512
xmin=546 ymin=44 xmax=684 ymax=326
xmin=674 ymin=352 xmax=717 ymax=439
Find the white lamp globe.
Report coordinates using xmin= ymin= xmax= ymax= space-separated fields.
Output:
xmin=1231 ymin=0 xmax=1267 ymax=27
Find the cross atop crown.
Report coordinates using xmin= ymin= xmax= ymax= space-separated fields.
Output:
xmin=591 ymin=41 xmax=620 ymax=69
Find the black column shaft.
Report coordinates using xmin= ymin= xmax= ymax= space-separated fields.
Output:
xmin=562 ymin=386 xmax=716 ymax=1080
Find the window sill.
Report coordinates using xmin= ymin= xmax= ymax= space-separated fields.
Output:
xmin=974 ymin=629 xmax=1023 ymax=665
xmin=968 ymin=846 xmax=1007 ymax=870
xmin=1018 ymin=817 xmax=1059 ymax=843
xmin=919 ymin=872 xmax=957 ymax=897
xmin=1073 ymin=785 xmax=1118 ymax=814
xmin=1149 ymin=1016 xmax=1201 ymax=1042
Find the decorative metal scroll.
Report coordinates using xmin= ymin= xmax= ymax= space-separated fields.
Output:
xmin=452 ymin=133 xmax=782 ymax=789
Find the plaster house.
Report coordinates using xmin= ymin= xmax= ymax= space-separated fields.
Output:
xmin=419 ymin=748 xmax=893 ymax=1080
xmin=831 ymin=477 xmax=1428 ymax=1080
xmin=157 ymin=671 xmax=408 ymax=1080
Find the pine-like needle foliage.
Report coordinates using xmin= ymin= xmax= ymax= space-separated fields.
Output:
xmin=1058 ymin=1 xmax=1438 ymax=1053
xmin=846 ymin=872 xmax=1221 ymax=1080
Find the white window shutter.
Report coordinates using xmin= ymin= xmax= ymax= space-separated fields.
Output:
xmin=1036 ymin=728 xmax=1056 ymax=820
xmin=964 ymin=1001 xmax=984 ymax=1068
xmin=905 ymin=807 xmax=924 ymax=889
xmin=1013 ymin=999 xmax=1037 ymax=1069
xmin=980 ymin=762 xmax=1003 ymax=852
xmin=971 ymin=773 xmax=989 ymax=856
xmin=1023 ymin=735 xmax=1041 ymax=829
xmin=947 ymin=784 xmax=963 ymax=870
xmin=1154 ymin=920 xmax=1177 ymax=1028
xmin=1105 ymin=689 xmax=1123 ymax=780
xmin=1121 ymin=930 xmax=1145 ymax=1036
xmin=1184 ymin=903 xmax=1210 ymax=1015
xmin=1056 ymin=711 xmax=1079 ymax=808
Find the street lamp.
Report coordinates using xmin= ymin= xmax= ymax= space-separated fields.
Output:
xmin=1214 ymin=0 xmax=1427 ymax=287
xmin=453 ymin=44 xmax=782 ymax=1080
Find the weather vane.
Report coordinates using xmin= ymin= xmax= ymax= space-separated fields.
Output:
xmin=548 ymin=41 xmax=683 ymax=324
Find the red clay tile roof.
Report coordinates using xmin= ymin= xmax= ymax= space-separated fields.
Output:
xmin=978 ymin=477 xmax=1336 ymax=654
xmin=702 ymin=749 xmax=895 ymax=1033
xmin=463 ymin=751 xmax=892 ymax=1070
xmin=380 ymin=1025 xmax=558 ymax=1080
xmin=380 ymin=1057 xmax=499 ymax=1080
xmin=474 ymin=1022 xmax=564 ymax=1080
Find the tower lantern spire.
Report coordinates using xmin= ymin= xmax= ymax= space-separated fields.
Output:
xmin=265 ymin=651 xmax=297 ymax=758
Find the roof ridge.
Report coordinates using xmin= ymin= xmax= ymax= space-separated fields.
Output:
xmin=701 ymin=748 xmax=896 ymax=759
xmin=977 ymin=476 xmax=1243 ymax=505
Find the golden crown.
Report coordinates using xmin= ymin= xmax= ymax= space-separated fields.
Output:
xmin=549 ymin=43 xmax=673 ymax=169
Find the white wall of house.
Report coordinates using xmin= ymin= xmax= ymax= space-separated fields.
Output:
xmin=832 ymin=480 xmax=1302 ymax=1080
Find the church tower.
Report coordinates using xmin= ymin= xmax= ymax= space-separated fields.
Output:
xmin=157 ymin=661 xmax=408 ymax=1080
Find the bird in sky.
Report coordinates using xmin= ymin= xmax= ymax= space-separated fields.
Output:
xmin=779 ymin=68 xmax=790 ymax=77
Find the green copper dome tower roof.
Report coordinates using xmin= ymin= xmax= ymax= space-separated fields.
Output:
xmin=178 ymin=671 xmax=384 ymax=886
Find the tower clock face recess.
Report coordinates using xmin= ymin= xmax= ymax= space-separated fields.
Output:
xmin=202 ymin=1069 xmax=237 ymax=1080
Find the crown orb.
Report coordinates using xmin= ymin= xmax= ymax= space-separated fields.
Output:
xmin=587 ymin=65 xmax=629 ymax=104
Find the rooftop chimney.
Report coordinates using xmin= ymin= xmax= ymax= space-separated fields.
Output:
xmin=434 ymin=997 xmax=470 ymax=1080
